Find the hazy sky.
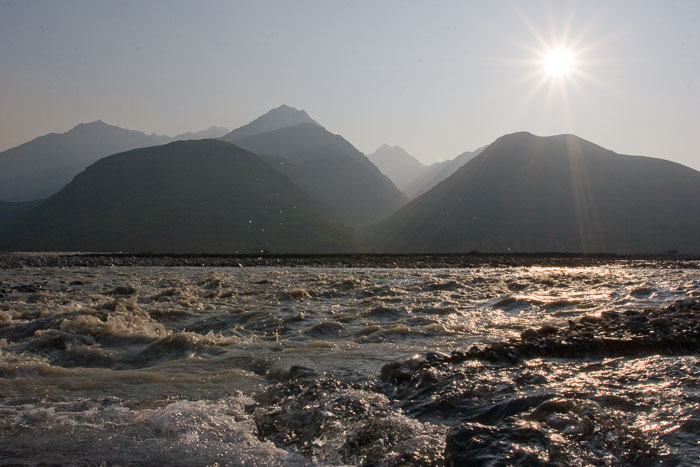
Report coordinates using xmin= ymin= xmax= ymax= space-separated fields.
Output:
xmin=1 ymin=0 xmax=699 ymax=169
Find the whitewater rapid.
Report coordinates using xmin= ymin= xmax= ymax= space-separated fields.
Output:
xmin=1 ymin=263 xmax=698 ymax=465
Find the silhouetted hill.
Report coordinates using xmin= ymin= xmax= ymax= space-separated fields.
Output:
xmin=0 ymin=139 xmax=354 ymax=253
xmin=0 ymin=200 xmax=41 ymax=230
xmin=221 ymin=105 xmax=320 ymax=142
xmin=0 ymin=121 xmax=231 ymax=202
xmin=227 ymin=121 xmax=408 ymax=227
xmin=0 ymin=121 xmax=169 ymax=201
xmin=404 ymin=146 xmax=486 ymax=198
xmin=370 ymin=132 xmax=700 ymax=254
xmin=367 ymin=145 xmax=428 ymax=195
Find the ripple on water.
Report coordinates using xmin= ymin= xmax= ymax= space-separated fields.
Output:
xmin=0 ymin=263 xmax=698 ymax=464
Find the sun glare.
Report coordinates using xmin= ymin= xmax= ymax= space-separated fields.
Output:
xmin=501 ymin=4 xmax=614 ymax=130
xmin=544 ymin=48 xmax=574 ymax=77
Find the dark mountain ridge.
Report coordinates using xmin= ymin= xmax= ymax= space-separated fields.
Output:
xmin=0 ymin=139 xmax=354 ymax=253
xmin=221 ymin=104 xmax=320 ymax=142
xmin=0 ymin=121 xmax=169 ymax=201
xmin=225 ymin=118 xmax=407 ymax=227
xmin=370 ymin=132 xmax=700 ymax=254
xmin=404 ymin=145 xmax=487 ymax=198
xmin=0 ymin=121 xmax=230 ymax=202
xmin=3 ymin=112 xmax=697 ymax=255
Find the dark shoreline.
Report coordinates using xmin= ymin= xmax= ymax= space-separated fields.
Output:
xmin=0 ymin=251 xmax=698 ymax=269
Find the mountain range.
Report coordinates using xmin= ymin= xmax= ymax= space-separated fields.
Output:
xmin=368 ymin=144 xmax=488 ymax=199
xmin=222 ymin=107 xmax=407 ymax=227
xmin=1 ymin=107 xmax=698 ymax=254
xmin=370 ymin=132 xmax=700 ymax=253
xmin=367 ymin=145 xmax=428 ymax=195
xmin=405 ymin=146 xmax=487 ymax=198
xmin=0 ymin=121 xmax=230 ymax=201
xmin=222 ymin=104 xmax=320 ymax=141
xmin=0 ymin=139 xmax=353 ymax=253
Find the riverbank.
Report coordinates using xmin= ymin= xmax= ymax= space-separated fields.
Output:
xmin=1 ymin=252 xmax=697 ymax=269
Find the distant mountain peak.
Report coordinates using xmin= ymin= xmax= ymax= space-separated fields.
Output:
xmin=272 ymin=103 xmax=306 ymax=112
xmin=370 ymin=144 xmax=423 ymax=162
xmin=374 ymin=143 xmax=398 ymax=152
xmin=221 ymin=105 xmax=321 ymax=142
xmin=367 ymin=144 xmax=428 ymax=195
xmin=72 ymin=120 xmax=111 ymax=130
xmin=260 ymin=105 xmax=319 ymax=126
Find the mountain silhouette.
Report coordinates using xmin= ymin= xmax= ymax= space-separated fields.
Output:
xmin=0 ymin=200 xmax=41 ymax=231
xmin=172 ymin=126 xmax=231 ymax=140
xmin=367 ymin=144 xmax=428 ymax=195
xmin=0 ymin=121 xmax=231 ymax=202
xmin=370 ymin=132 xmax=700 ymax=253
xmin=221 ymin=105 xmax=320 ymax=142
xmin=224 ymin=113 xmax=407 ymax=227
xmin=404 ymin=146 xmax=486 ymax=198
xmin=0 ymin=139 xmax=354 ymax=253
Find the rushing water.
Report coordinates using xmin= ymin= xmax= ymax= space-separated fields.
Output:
xmin=0 ymin=263 xmax=698 ymax=465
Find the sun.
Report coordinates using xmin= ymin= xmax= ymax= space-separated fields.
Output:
xmin=544 ymin=48 xmax=574 ymax=77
